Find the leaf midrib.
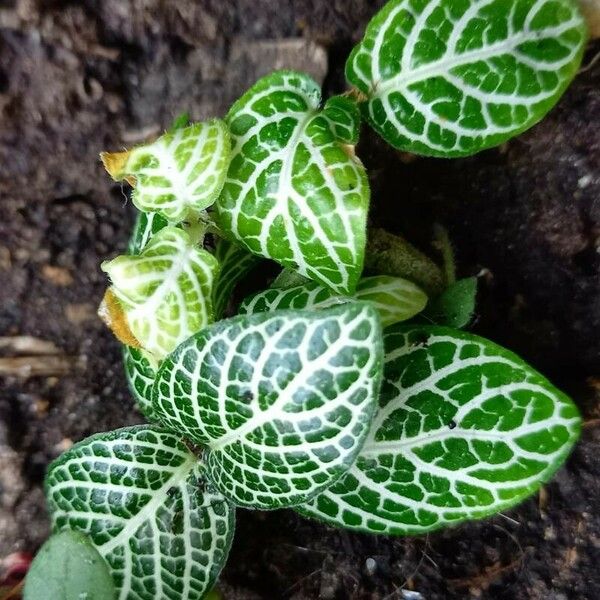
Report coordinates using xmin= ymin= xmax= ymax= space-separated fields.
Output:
xmin=97 ymin=454 xmax=197 ymax=555
xmin=369 ymin=19 xmax=580 ymax=98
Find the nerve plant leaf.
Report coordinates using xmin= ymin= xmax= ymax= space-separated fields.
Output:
xmin=101 ymin=120 xmax=230 ymax=222
xmin=299 ymin=325 xmax=580 ymax=535
xmin=123 ymin=346 xmax=157 ymax=421
xmin=240 ymin=275 xmax=428 ymax=328
xmin=153 ymin=303 xmax=384 ymax=509
xmin=102 ymin=226 xmax=219 ymax=361
xmin=214 ymin=71 xmax=370 ymax=295
xmin=127 ymin=211 xmax=169 ymax=255
xmin=45 ymin=426 xmax=235 ymax=600
xmin=347 ymin=0 xmax=587 ymax=157
xmin=24 ymin=531 xmax=116 ymax=600
xmin=212 ymin=238 xmax=262 ymax=319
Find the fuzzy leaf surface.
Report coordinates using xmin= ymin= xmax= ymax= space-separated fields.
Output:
xmin=103 ymin=120 xmax=230 ymax=221
xmin=46 ymin=426 xmax=235 ymax=600
xmin=103 ymin=226 xmax=219 ymax=361
xmin=215 ymin=71 xmax=369 ymax=295
xmin=153 ymin=303 xmax=384 ymax=509
xmin=240 ymin=275 xmax=427 ymax=327
xmin=347 ymin=0 xmax=586 ymax=156
xmin=299 ymin=325 xmax=580 ymax=534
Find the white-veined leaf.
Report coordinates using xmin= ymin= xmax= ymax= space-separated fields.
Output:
xmin=123 ymin=346 xmax=157 ymax=421
xmin=240 ymin=275 xmax=428 ymax=327
xmin=101 ymin=120 xmax=230 ymax=222
xmin=299 ymin=325 xmax=580 ymax=535
xmin=127 ymin=211 xmax=169 ymax=255
xmin=214 ymin=71 xmax=370 ymax=295
xmin=153 ymin=303 xmax=384 ymax=509
xmin=347 ymin=0 xmax=586 ymax=157
xmin=45 ymin=426 xmax=235 ymax=600
xmin=212 ymin=238 xmax=262 ymax=319
xmin=102 ymin=226 xmax=219 ymax=362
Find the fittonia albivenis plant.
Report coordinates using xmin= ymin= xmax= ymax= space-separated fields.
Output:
xmin=25 ymin=1 xmax=588 ymax=598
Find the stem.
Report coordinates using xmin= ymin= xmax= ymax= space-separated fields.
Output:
xmin=184 ymin=209 xmax=211 ymax=246
xmin=433 ymin=223 xmax=456 ymax=286
xmin=365 ymin=228 xmax=445 ymax=297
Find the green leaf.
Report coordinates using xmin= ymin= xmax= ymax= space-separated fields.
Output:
xmin=102 ymin=120 xmax=231 ymax=222
xmin=24 ymin=531 xmax=116 ymax=600
xmin=46 ymin=426 xmax=235 ymax=600
xmin=366 ymin=228 xmax=444 ymax=297
xmin=270 ymin=268 xmax=311 ymax=290
xmin=298 ymin=325 xmax=581 ymax=535
xmin=212 ymin=238 xmax=262 ymax=319
xmin=214 ymin=71 xmax=370 ymax=295
xmin=153 ymin=303 xmax=384 ymax=509
xmin=102 ymin=226 xmax=219 ymax=361
xmin=240 ymin=275 xmax=428 ymax=328
xmin=347 ymin=0 xmax=586 ymax=157
xmin=424 ymin=277 xmax=478 ymax=328
xmin=127 ymin=211 xmax=169 ymax=255
xmin=123 ymin=346 xmax=157 ymax=421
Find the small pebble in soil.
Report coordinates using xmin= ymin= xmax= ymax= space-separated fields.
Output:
xmin=400 ymin=591 xmax=424 ymax=600
xmin=364 ymin=557 xmax=377 ymax=575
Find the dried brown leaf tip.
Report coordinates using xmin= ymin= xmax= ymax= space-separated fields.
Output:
xmin=100 ymin=151 xmax=136 ymax=186
xmin=98 ymin=288 xmax=141 ymax=348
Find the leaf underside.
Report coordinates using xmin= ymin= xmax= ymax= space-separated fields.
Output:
xmin=214 ymin=71 xmax=370 ymax=295
xmin=45 ymin=426 xmax=235 ymax=600
xmin=240 ymin=275 xmax=428 ymax=328
xmin=298 ymin=325 xmax=580 ymax=535
xmin=153 ymin=303 xmax=384 ymax=509
xmin=347 ymin=0 xmax=586 ymax=157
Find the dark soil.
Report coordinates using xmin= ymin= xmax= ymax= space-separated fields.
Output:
xmin=1 ymin=1 xmax=599 ymax=599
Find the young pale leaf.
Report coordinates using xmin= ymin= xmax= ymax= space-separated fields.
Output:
xmin=424 ymin=277 xmax=478 ymax=328
xmin=153 ymin=303 xmax=384 ymax=509
xmin=212 ymin=238 xmax=262 ymax=319
xmin=127 ymin=211 xmax=169 ymax=255
xmin=102 ymin=226 xmax=219 ymax=361
xmin=24 ymin=531 xmax=116 ymax=600
xmin=46 ymin=426 xmax=235 ymax=600
xmin=299 ymin=325 xmax=580 ymax=535
xmin=347 ymin=0 xmax=586 ymax=157
xmin=101 ymin=120 xmax=230 ymax=222
xmin=123 ymin=346 xmax=157 ymax=421
xmin=240 ymin=275 xmax=428 ymax=328
xmin=214 ymin=71 xmax=370 ymax=295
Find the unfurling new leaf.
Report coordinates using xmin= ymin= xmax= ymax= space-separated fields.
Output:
xmin=153 ymin=303 xmax=384 ymax=509
xmin=101 ymin=120 xmax=230 ymax=222
xmin=102 ymin=226 xmax=219 ymax=362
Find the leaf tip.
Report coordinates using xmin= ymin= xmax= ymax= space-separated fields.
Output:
xmin=100 ymin=150 xmax=135 ymax=185
xmin=98 ymin=288 xmax=142 ymax=349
